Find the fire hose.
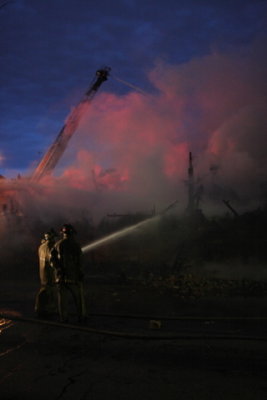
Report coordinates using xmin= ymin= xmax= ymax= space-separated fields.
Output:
xmin=1 ymin=312 xmax=267 ymax=341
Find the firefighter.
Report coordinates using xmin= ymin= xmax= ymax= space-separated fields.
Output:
xmin=52 ymin=224 xmax=87 ymax=323
xmin=35 ymin=229 xmax=58 ymax=317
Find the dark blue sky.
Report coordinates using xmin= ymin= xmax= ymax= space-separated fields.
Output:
xmin=0 ymin=0 xmax=266 ymax=177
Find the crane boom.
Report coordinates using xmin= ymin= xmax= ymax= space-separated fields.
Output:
xmin=31 ymin=67 xmax=110 ymax=182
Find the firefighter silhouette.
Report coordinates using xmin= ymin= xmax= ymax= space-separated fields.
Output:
xmin=51 ymin=224 xmax=87 ymax=323
xmin=35 ymin=229 xmax=58 ymax=317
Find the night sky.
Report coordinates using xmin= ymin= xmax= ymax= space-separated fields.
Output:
xmin=0 ymin=0 xmax=267 ymax=218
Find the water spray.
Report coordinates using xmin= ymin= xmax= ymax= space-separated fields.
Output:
xmin=112 ymin=75 xmax=147 ymax=96
xmin=82 ymin=215 xmax=159 ymax=254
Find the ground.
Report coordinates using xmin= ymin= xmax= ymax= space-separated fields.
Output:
xmin=1 ymin=274 xmax=267 ymax=400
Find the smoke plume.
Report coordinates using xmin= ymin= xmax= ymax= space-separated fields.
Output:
xmin=1 ymin=38 xmax=263 ymax=226
xmin=34 ymin=39 xmax=265 ymax=221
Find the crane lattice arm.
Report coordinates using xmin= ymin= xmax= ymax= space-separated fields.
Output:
xmin=31 ymin=67 xmax=110 ymax=182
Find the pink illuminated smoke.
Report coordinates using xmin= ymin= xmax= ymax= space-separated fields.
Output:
xmin=34 ymin=41 xmax=267 ymax=219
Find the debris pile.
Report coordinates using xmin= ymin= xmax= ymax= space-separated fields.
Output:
xmin=143 ymin=273 xmax=267 ymax=299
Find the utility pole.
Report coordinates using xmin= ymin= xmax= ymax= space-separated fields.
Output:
xmin=187 ymin=151 xmax=195 ymax=214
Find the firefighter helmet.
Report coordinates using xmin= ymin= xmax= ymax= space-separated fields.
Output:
xmin=61 ymin=224 xmax=76 ymax=235
xmin=43 ymin=228 xmax=57 ymax=241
